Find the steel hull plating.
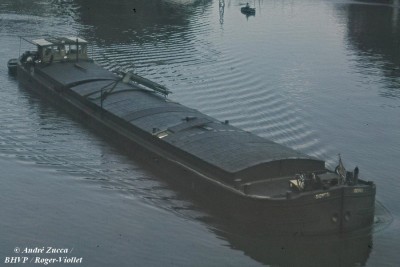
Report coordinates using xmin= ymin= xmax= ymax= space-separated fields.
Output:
xmin=16 ymin=61 xmax=375 ymax=235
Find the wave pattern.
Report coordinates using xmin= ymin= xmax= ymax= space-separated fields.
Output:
xmin=0 ymin=0 xmax=342 ymax=222
xmin=3 ymin=1 xmax=398 ymax=265
xmin=90 ymin=2 xmax=334 ymax=169
xmin=0 ymin=108 xmax=205 ymax=219
xmin=0 ymin=96 xmax=205 ymax=220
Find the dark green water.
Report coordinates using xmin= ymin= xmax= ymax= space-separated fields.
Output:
xmin=1 ymin=0 xmax=399 ymax=266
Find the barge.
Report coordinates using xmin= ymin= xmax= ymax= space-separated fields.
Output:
xmin=12 ymin=36 xmax=375 ymax=235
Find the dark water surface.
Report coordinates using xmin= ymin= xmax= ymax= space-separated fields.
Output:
xmin=1 ymin=0 xmax=399 ymax=266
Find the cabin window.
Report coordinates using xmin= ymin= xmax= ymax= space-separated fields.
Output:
xmin=69 ymin=44 xmax=77 ymax=54
xmin=68 ymin=44 xmax=84 ymax=54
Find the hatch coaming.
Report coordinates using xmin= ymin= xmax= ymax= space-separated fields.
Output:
xmin=68 ymin=72 xmax=324 ymax=185
xmin=159 ymin=124 xmax=323 ymax=184
xmin=30 ymin=60 xmax=326 ymax=187
xmin=19 ymin=47 xmax=326 ymax=188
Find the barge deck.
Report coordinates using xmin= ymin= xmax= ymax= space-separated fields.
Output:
xmin=12 ymin=36 xmax=376 ymax=235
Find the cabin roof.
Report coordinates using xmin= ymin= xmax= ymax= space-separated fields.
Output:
xmin=31 ymin=37 xmax=88 ymax=47
xmin=32 ymin=39 xmax=53 ymax=46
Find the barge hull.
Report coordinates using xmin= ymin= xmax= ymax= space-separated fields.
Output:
xmin=13 ymin=35 xmax=375 ymax=235
xmin=16 ymin=62 xmax=375 ymax=235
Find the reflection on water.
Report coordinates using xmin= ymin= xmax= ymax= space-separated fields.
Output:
xmin=75 ymin=0 xmax=212 ymax=44
xmin=338 ymin=0 xmax=400 ymax=99
xmin=1 ymin=0 xmax=400 ymax=266
xmin=219 ymin=0 xmax=225 ymax=25
xmin=4 ymin=82 xmax=384 ymax=267
xmin=216 ymin=227 xmax=372 ymax=267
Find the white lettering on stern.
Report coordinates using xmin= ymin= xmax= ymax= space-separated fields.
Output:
xmin=315 ymin=192 xmax=330 ymax=199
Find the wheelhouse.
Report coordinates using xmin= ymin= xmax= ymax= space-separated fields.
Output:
xmin=30 ymin=37 xmax=88 ymax=63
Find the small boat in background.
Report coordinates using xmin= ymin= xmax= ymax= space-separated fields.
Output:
xmin=7 ymin=58 xmax=18 ymax=75
xmin=241 ymin=3 xmax=255 ymax=16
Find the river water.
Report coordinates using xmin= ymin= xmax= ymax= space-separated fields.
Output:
xmin=0 ymin=0 xmax=399 ymax=266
